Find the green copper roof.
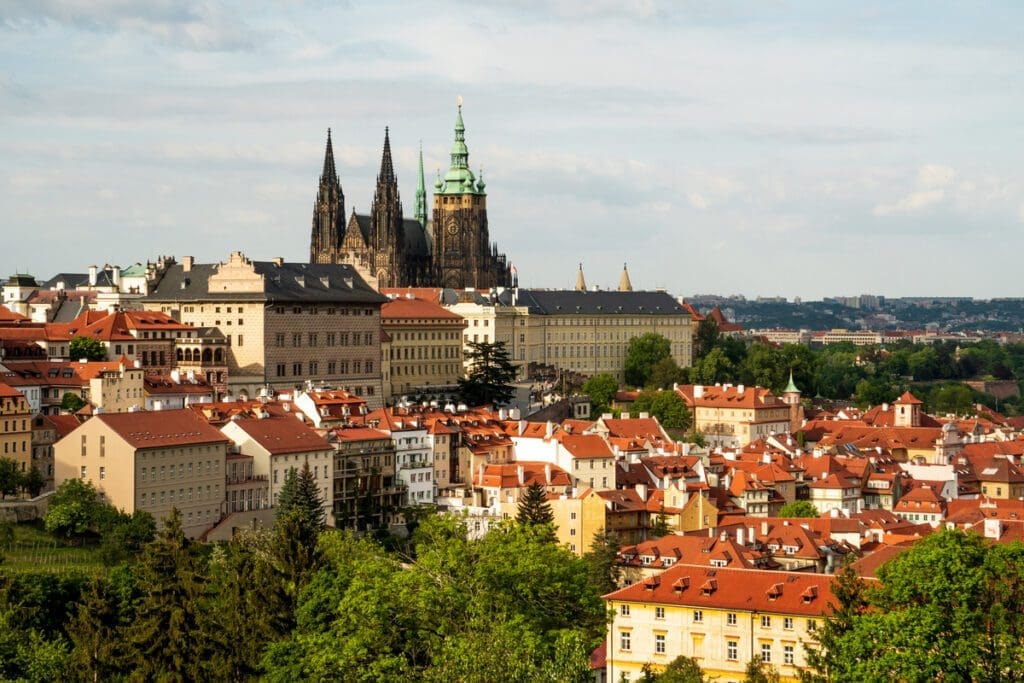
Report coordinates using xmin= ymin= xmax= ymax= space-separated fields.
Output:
xmin=414 ymin=144 xmax=427 ymax=228
xmin=784 ymin=371 xmax=800 ymax=394
xmin=439 ymin=99 xmax=485 ymax=196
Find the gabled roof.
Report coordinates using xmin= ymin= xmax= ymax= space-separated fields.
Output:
xmin=557 ymin=433 xmax=614 ymax=459
xmin=227 ymin=416 xmax=332 ymax=455
xmin=515 ymin=289 xmax=688 ymax=317
xmin=88 ymin=409 xmax=229 ymax=449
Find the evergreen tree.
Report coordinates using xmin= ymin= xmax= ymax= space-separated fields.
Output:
xmin=650 ymin=502 xmax=671 ymax=538
xmin=67 ymin=579 xmax=125 ymax=681
xmin=276 ymin=461 xmax=326 ymax=531
xmin=122 ymin=508 xmax=209 ymax=681
xmin=583 ymin=527 xmax=621 ymax=595
xmin=458 ymin=340 xmax=517 ymax=407
xmin=694 ymin=317 xmax=720 ymax=361
xmin=516 ymin=482 xmax=554 ymax=527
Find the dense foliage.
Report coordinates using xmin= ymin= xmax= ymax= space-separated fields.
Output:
xmin=805 ymin=529 xmax=1024 ymax=682
xmin=0 ymin=510 xmax=606 ymax=681
xmin=625 ymin=333 xmax=672 ymax=387
xmin=581 ymin=373 xmax=618 ymax=415
xmin=68 ymin=336 xmax=106 ymax=362
xmin=631 ymin=389 xmax=692 ymax=430
xmin=778 ymin=501 xmax=820 ymax=518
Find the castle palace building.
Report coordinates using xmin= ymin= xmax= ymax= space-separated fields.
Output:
xmin=309 ymin=102 xmax=512 ymax=291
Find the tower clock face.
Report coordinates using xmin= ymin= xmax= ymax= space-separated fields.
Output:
xmin=446 ymin=218 xmax=458 ymax=236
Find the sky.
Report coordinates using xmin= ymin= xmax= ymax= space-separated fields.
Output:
xmin=0 ymin=1 xmax=1022 ymax=300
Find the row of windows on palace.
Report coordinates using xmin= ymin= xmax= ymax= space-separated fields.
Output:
xmin=274 ymin=360 xmax=377 ymax=378
xmin=392 ymin=346 xmax=459 ymax=360
xmin=391 ymin=364 xmax=461 ymax=378
xmin=274 ymin=332 xmax=376 ymax=348
xmin=3 ymin=440 xmax=28 ymax=456
xmin=173 ymin=305 xmax=376 ymax=317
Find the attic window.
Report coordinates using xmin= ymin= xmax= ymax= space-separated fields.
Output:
xmin=643 ymin=576 xmax=660 ymax=590
xmin=673 ymin=577 xmax=690 ymax=592
xmin=801 ymin=586 xmax=818 ymax=603
xmin=700 ymin=579 xmax=717 ymax=595
xmin=767 ymin=583 xmax=784 ymax=600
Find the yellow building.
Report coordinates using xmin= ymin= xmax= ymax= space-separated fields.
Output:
xmin=0 ymin=382 xmax=32 ymax=473
xmin=549 ymin=487 xmax=607 ymax=556
xmin=380 ymin=293 xmax=466 ymax=401
xmin=53 ymin=409 xmax=230 ymax=537
xmin=444 ymin=288 xmax=531 ymax=374
xmin=676 ymin=384 xmax=792 ymax=448
xmin=604 ymin=564 xmax=834 ymax=682
xmin=143 ymin=252 xmax=387 ymax=407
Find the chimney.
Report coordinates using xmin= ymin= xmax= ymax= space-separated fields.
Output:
xmin=622 ymin=412 xmax=630 ymax=419
xmin=761 ymin=520 xmax=769 ymax=535
xmin=984 ymin=517 xmax=1002 ymax=540
xmin=545 ymin=420 xmax=553 ymax=439
xmin=694 ymin=385 xmax=704 ymax=399
xmin=638 ymin=412 xmax=649 ymax=419
xmin=517 ymin=464 xmax=524 ymax=486
xmin=719 ymin=530 xmax=728 ymax=542
xmin=170 ymin=369 xmax=181 ymax=384
xmin=737 ymin=526 xmax=745 ymax=546
xmin=182 ymin=256 xmax=193 ymax=273
xmin=882 ymin=402 xmax=889 ymax=412
xmin=737 ymin=384 xmax=745 ymax=395
xmin=636 ymin=483 xmax=648 ymax=501
xmin=544 ymin=463 xmax=552 ymax=485
xmin=88 ymin=265 xmax=98 ymax=286
xmin=518 ymin=419 xmax=526 ymax=436
xmin=112 ymin=266 xmax=121 ymax=289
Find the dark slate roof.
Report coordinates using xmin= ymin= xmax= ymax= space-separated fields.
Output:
xmin=41 ymin=273 xmax=89 ymax=289
xmin=351 ymin=213 xmax=431 ymax=259
xmin=145 ymin=260 xmax=386 ymax=305
xmin=515 ymin=289 xmax=687 ymax=316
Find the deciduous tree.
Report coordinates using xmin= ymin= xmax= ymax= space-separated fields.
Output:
xmin=69 ymin=336 xmax=106 ymax=362
xmin=625 ymin=333 xmax=672 ymax=388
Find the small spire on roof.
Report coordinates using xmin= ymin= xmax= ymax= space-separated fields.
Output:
xmin=575 ymin=263 xmax=587 ymax=292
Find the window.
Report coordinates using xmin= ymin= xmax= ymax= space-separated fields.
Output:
xmin=726 ymin=640 xmax=738 ymax=661
xmin=783 ymin=617 xmax=794 ymax=630
xmin=276 ymin=333 xmax=285 ymax=347
xmin=807 ymin=619 xmax=817 ymax=632
xmin=619 ymin=631 xmax=631 ymax=652
xmin=293 ymin=362 xmax=302 ymax=376
xmin=693 ymin=609 xmax=703 ymax=623
xmin=292 ymin=333 xmax=302 ymax=347
xmin=309 ymin=333 xmax=318 ymax=347
xmin=80 ymin=466 xmax=87 ymax=479
xmin=237 ymin=334 xmax=243 ymax=346
xmin=276 ymin=364 xmax=286 ymax=377
xmin=761 ymin=615 xmax=771 ymax=628
xmin=99 ymin=466 xmax=105 ymax=480
xmin=654 ymin=606 xmax=665 ymax=619
xmin=727 ymin=612 xmax=737 ymax=626
xmin=655 ymin=633 xmax=666 ymax=654
xmin=620 ymin=604 xmax=630 ymax=616
xmin=784 ymin=644 xmax=795 ymax=665
xmin=761 ymin=643 xmax=772 ymax=663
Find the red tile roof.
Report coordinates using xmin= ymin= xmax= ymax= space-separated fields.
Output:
xmin=229 ymin=416 xmax=332 ymax=455
xmin=92 ymin=409 xmax=229 ymax=448
xmin=381 ymin=297 xmax=464 ymax=321
xmin=604 ymin=563 xmax=835 ymax=616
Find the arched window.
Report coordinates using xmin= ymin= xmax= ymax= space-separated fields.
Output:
xmin=202 ymin=349 xmax=212 ymax=362
xmin=176 ymin=348 xmax=184 ymax=361
xmin=214 ymin=348 xmax=224 ymax=363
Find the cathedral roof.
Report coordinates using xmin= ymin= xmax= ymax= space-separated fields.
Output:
xmin=350 ymin=213 xmax=432 ymax=260
xmin=145 ymin=259 xmax=386 ymax=304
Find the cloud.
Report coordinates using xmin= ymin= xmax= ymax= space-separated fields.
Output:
xmin=0 ymin=0 xmax=262 ymax=51
xmin=873 ymin=188 xmax=945 ymax=216
xmin=917 ymin=163 xmax=955 ymax=188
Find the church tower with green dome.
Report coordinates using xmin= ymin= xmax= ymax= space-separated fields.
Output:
xmin=431 ymin=98 xmax=510 ymax=289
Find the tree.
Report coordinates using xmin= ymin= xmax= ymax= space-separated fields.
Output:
xmin=632 ymin=389 xmax=692 ymax=430
xmin=655 ymin=655 xmax=706 ymax=682
xmin=581 ymin=373 xmax=619 ymax=415
xmin=647 ymin=356 xmax=686 ymax=390
xmin=458 ymin=340 xmax=517 ymax=407
xmin=583 ymin=527 xmax=621 ymax=595
xmin=516 ymin=482 xmax=554 ymax=528
xmin=778 ymin=501 xmax=819 ymax=518
xmin=69 ymin=336 xmax=106 ymax=362
xmin=276 ymin=462 xmax=326 ymax=532
xmin=744 ymin=655 xmax=781 ymax=683
xmin=0 ymin=458 xmax=19 ymax=500
xmin=650 ymin=502 xmax=671 ymax=538
xmin=99 ymin=510 xmax=156 ymax=564
xmin=60 ymin=392 xmax=87 ymax=413
xmin=21 ymin=467 xmax=45 ymax=497
xmin=694 ymin=317 xmax=720 ymax=361
xmin=625 ymin=333 xmax=672 ymax=387
xmin=43 ymin=479 xmax=107 ymax=540
xmin=122 ymin=508 xmax=209 ymax=680
xmin=805 ymin=529 xmax=1024 ymax=682
xmin=691 ymin=347 xmax=734 ymax=385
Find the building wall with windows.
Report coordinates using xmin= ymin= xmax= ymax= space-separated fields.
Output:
xmin=53 ymin=410 xmax=230 ymax=538
xmin=0 ymin=382 xmax=33 ymax=472
xmin=604 ymin=564 xmax=833 ymax=682
xmin=380 ymin=295 xmax=466 ymax=401
xmin=144 ymin=252 xmax=386 ymax=407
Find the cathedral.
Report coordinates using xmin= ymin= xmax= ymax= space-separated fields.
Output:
xmin=309 ymin=102 xmax=512 ymax=290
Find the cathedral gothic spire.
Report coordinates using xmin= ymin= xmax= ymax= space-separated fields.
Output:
xmin=576 ymin=263 xmax=587 ymax=292
xmin=368 ymin=127 xmax=404 ymax=286
xmin=309 ymin=128 xmax=345 ymax=263
xmin=414 ymin=143 xmax=428 ymax=229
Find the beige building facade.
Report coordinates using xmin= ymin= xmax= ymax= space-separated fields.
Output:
xmin=0 ymin=382 xmax=32 ymax=472
xmin=380 ymin=294 xmax=466 ymax=401
xmin=143 ymin=252 xmax=387 ymax=408
xmin=53 ymin=410 xmax=230 ymax=537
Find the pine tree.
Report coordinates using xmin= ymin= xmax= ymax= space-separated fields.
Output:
xmin=650 ymin=502 xmax=671 ymax=538
xmin=276 ymin=461 xmax=326 ymax=531
xmin=458 ymin=340 xmax=517 ymax=407
xmin=516 ymin=482 xmax=554 ymax=527
xmin=122 ymin=508 xmax=209 ymax=681
xmin=67 ymin=579 xmax=123 ymax=681
xmin=583 ymin=527 xmax=622 ymax=595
